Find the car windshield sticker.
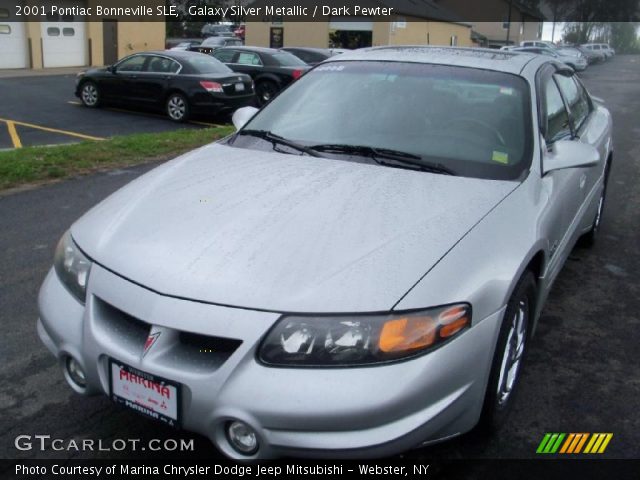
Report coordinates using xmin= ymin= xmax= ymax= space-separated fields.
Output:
xmin=492 ymin=151 xmax=509 ymax=164
xmin=499 ymin=87 xmax=514 ymax=95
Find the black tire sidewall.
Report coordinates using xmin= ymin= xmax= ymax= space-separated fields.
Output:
xmin=479 ymin=271 xmax=536 ymax=432
xmin=256 ymin=81 xmax=277 ymax=106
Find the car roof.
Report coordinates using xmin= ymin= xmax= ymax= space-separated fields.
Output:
xmin=282 ymin=47 xmax=331 ymax=53
xmin=323 ymin=46 xmax=543 ymax=75
xmin=215 ymin=46 xmax=283 ymax=55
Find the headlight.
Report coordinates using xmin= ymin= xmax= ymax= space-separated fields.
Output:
xmin=54 ymin=231 xmax=92 ymax=303
xmin=258 ymin=303 xmax=471 ymax=367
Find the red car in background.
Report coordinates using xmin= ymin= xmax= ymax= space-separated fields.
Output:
xmin=234 ymin=24 xmax=246 ymax=40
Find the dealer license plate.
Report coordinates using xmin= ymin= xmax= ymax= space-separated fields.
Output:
xmin=109 ymin=359 xmax=180 ymax=428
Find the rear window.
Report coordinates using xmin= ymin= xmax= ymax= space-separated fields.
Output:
xmin=185 ymin=55 xmax=232 ymax=74
xmin=271 ymin=52 xmax=307 ymax=67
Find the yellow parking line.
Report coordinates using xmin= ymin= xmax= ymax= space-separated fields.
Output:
xmin=0 ymin=117 xmax=104 ymax=142
xmin=6 ymin=121 xmax=23 ymax=148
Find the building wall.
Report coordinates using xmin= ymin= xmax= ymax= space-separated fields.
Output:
xmin=246 ymin=20 xmax=471 ymax=49
xmin=21 ymin=20 xmax=164 ymax=69
xmin=436 ymin=0 xmax=541 ymax=46
xmin=387 ymin=19 xmax=471 ymax=47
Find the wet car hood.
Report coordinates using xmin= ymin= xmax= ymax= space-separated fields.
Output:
xmin=72 ymin=143 xmax=517 ymax=313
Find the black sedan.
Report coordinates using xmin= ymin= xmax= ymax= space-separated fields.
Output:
xmin=75 ymin=51 xmax=255 ymax=122
xmin=189 ymin=36 xmax=243 ymax=54
xmin=280 ymin=47 xmax=336 ymax=65
xmin=211 ymin=47 xmax=310 ymax=105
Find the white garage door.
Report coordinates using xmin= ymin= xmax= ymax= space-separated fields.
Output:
xmin=41 ymin=3 xmax=87 ymax=68
xmin=0 ymin=2 xmax=29 ymax=69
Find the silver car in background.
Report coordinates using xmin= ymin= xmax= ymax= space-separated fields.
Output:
xmin=38 ymin=47 xmax=612 ymax=459
xmin=506 ymin=45 xmax=588 ymax=71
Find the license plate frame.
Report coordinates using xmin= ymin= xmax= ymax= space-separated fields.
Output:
xmin=108 ymin=358 xmax=181 ymax=428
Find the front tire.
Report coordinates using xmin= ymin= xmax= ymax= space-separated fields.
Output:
xmin=479 ymin=271 xmax=536 ymax=432
xmin=166 ymin=93 xmax=190 ymax=122
xmin=255 ymin=80 xmax=278 ymax=106
xmin=80 ymin=81 xmax=100 ymax=108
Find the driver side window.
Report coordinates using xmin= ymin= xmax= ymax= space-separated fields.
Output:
xmin=117 ymin=55 xmax=147 ymax=72
xmin=544 ymin=78 xmax=571 ymax=143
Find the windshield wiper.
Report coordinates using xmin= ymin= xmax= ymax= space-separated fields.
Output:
xmin=237 ymin=129 xmax=322 ymax=157
xmin=310 ymin=144 xmax=455 ymax=175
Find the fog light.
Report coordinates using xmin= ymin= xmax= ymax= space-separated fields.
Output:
xmin=66 ymin=357 xmax=86 ymax=388
xmin=226 ymin=421 xmax=258 ymax=455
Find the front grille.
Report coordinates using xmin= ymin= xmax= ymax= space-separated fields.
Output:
xmin=93 ymin=297 xmax=242 ymax=373
xmin=162 ymin=332 xmax=242 ymax=373
xmin=93 ymin=297 xmax=150 ymax=353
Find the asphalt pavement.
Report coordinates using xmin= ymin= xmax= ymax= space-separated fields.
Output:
xmin=0 ymin=56 xmax=638 ymax=462
xmin=0 ymin=73 xmax=226 ymax=150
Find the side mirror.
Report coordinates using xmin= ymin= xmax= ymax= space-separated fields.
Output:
xmin=232 ymin=106 xmax=259 ymax=131
xmin=107 ymin=65 xmax=116 ymax=73
xmin=543 ymin=140 xmax=599 ymax=175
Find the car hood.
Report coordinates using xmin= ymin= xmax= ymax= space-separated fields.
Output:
xmin=72 ymin=144 xmax=517 ymax=313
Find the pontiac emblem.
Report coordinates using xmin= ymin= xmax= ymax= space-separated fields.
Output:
xmin=143 ymin=331 xmax=161 ymax=357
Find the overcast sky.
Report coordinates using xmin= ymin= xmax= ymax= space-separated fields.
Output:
xmin=542 ymin=22 xmax=564 ymax=41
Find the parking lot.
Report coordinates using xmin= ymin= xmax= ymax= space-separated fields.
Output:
xmin=0 ymin=72 xmax=228 ymax=150
xmin=0 ymin=56 xmax=639 ymax=462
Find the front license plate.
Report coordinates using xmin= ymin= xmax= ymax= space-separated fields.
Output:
xmin=235 ymin=83 xmax=245 ymax=92
xmin=109 ymin=359 xmax=180 ymax=428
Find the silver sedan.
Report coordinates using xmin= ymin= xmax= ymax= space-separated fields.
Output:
xmin=38 ymin=46 xmax=612 ymax=459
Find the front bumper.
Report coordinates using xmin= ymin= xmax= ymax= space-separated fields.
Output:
xmin=38 ymin=264 xmax=503 ymax=459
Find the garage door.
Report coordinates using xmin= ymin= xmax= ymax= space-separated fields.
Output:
xmin=41 ymin=2 xmax=87 ymax=68
xmin=0 ymin=1 xmax=29 ymax=69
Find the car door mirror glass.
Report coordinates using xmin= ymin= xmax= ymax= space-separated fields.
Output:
xmin=543 ymin=140 xmax=599 ymax=174
xmin=232 ymin=106 xmax=259 ymax=131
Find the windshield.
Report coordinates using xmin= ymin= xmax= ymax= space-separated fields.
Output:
xmin=234 ymin=61 xmax=532 ymax=180
xmin=185 ymin=55 xmax=232 ymax=74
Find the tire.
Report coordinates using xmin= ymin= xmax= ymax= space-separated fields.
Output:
xmin=166 ymin=92 xmax=190 ymax=122
xmin=479 ymin=271 xmax=536 ymax=432
xmin=255 ymin=80 xmax=278 ymax=106
xmin=80 ymin=81 xmax=100 ymax=108
xmin=579 ymin=161 xmax=611 ymax=248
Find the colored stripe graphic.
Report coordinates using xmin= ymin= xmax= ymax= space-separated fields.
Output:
xmin=537 ymin=433 xmax=612 ymax=454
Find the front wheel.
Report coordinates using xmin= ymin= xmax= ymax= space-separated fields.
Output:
xmin=479 ymin=271 xmax=536 ymax=431
xmin=166 ymin=93 xmax=190 ymax=122
xmin=80 ymin=81 xmax=100 ymax=108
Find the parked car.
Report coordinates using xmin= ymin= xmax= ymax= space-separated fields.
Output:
xmin=520 ymin=40 xmax=558 ymax=49
xmin=201 ymin=23 xmax=234 ymax=38
xmin=280 ymin=47 xmax=336 ymax=65
xmin=582 ymin=43 xmax=615 ymax=58
xmin=574 ymin=45 xmax=606 ymax=64
xmin=190 ymin=36 xmax=243 ymax=54
xmin=45 ymin=46 xmax=612 ymax=460
xmin=556 ymin=46 xmax=590 ymax=69
xmin=212 ymin=46 xmax=310 ymax=105
xmin=165 ymin=38 xmax=202 ymax=50
xmin=234 ymin=24 xmax=246 ymax=40
xmin=510 ymin=46 xmax=587 ymax=71
xmin=75 ymin=51 xmax=255 ymax=122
